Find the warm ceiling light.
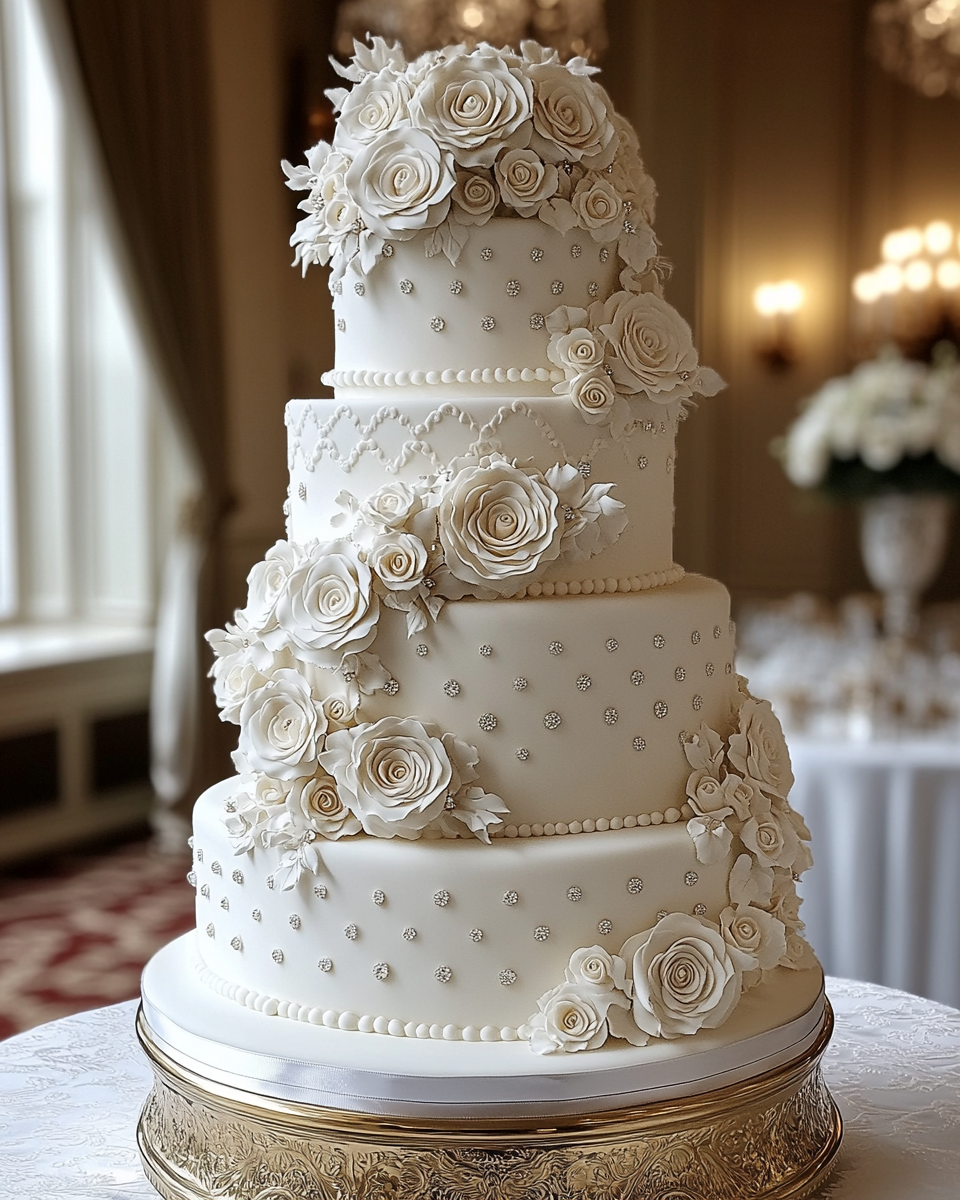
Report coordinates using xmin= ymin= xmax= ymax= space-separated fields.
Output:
xmin=876 ymin=262 xmax=905 ymax=294
xmin=853 ymin=271 xmax=882 ymax=303
xmin=460 ymin=3 xmax=486 ymax=29
xmin=882 ymin=227 xmax=924 ymax=261
xmin=904 ymin=258 xmax=934 ymax=290
xmin=925 ymin=220 xmax=954 ymax=254
xmin=937 ymin=258 xmax=960 ymax=288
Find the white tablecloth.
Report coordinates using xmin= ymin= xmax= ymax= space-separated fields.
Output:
xmin=792 ymin=738 xmax=960 ymax=1009
xmin=0 ymin=981 xmax=959 ymax=1199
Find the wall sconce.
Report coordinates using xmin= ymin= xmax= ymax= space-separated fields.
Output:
xmin=753 ymin=280 xmax=804 ymax=371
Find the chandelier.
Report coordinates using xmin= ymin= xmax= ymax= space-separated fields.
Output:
xmin=333 ymin=0 xmax=608 ymax=63
xmin=870 ymin=0 xmax=960 ymax=98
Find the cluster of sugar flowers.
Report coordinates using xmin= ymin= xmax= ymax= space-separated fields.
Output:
xmin=779 ymin=345 xmax=960 ymax=491
xmin=281 ymin=37 xmax=659 ymax=283
xmin=525 ymin=688 xmax=815 ymax=1055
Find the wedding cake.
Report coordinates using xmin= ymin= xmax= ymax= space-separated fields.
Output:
xmin=137 ymin=37 xmax=839 ymax=1200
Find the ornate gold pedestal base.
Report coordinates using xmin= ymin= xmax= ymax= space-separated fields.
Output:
xmin=136 ymin=1006 xmax=841 ymax=1200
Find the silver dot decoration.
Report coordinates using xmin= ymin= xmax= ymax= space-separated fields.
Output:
xmin=344 ymin=924 xmax=359 ymax=940
xmin=531 ymin=247 xmax=544 ymax=262
xmin=403 ymin=927 xmax=417 ymax=941
xmin=627 ymin=878 xmax=644 ymax=894
xmin=516 ymin=747 xmax=530 ymax=761
xmin=725 ymin=663 xmax=733 ymax=674
xmin=469 ymin=928 xmax=483 ymax=942
xmin=513 ymin=677 xmax=527 ymax=691
xmin=230 ymin=936 xmax=242 ymax=951
xmin=211 ymin=861 xmax=222 ymax=876
xmin=478 ymin=713 xmax=498 ymax=732
xmin=706 ymin=663 xmax=715 ymax=677
xmin=186 ymin=871 xmax=197 ymax=887
xmin=654 ymin=701 xmax=668 ymax=719
xmin=354 ymin=281 xmax=364 ymax=296
xmin=318 ymin=957 xmax=333 ymax=971
xmin=430 ymin=316 xmax=445 ymax=332
xmin=372 ymin=962 xmax=390 ymax=981
xmin=444 ymin=795 xmax=456 ymax=810
xmin=544 ymin=711 xmax=562 ymax=730
xmin=657 ymin=910 xmax=669 ymax=921
xmin=567 ymin=886 xmax=583 ymax=901
xmin=576 ymin=674 xmax=592 ymax=691
xmin=272 ymin=949 xmax=284 ymax=964
xmin=450 ymin=279 xmax=463 ymax=294
xmin=372 ymin=889 xmax=386 ymax=906
xmin=530 ymin=312 xmax=545 ymax=330
xmin=416 ymin=644 xmax=429 ymax=657
xmin=336 ymin=318 xmax=346 ymax=332
xmin=693 ymin=695 xmax=704 ymax=711
xmin=714 ymin=625 xmax=723 ymax=639
xmin=606 ymin=638 xmax=619 ymax=652
xmin=654 ymin=634 xmax=666 ymax=649
xmin=598 ymin=919 xmax=613 ymax=935
xmin=200 ymin=884 xmax=210 ymax=899
xmin=297 ymin=482 xmax=306 ymax=501
xmin=571 ymin=243 xmax=582 ymax=257
xmin=631 ymin=670 xmax=645 ymax=685
xmin=600 ymin=248 xmax=610 ymax=262
xmin=499 ymin=969 xmax=517 ymax=986
xmin=633 ymin=737 xmax=647 ymax=751
xmin=399 ymin=278 xmax=413 ymax=294
xmin=434 ymin=890 xmax=451 ymax=907
xmin=383 ymin=243 xmax=394 ymax=257
xmin=551 ymin=280 xmax=564 ymax=295
xmin=549 ymin=641 xmax=563 ymax=655
xmin=479 ymin=644 xmax=493 ymax=657
xmin=675 ymin=667 xmax=686 ymax=682
xmin=506 ymin=279 xmax=521 ymax=296
xmin=533 ymin=925 xmax=550 ymax=942
xmin=220 ymin=897 xmax=229 ymax=911
xmin=694 ymin=904 xmax=707 ymax=917
xmin=231 ymin=868 xmax=244 ymax=885
xmin=435 ymin=965 xmax=453 ymax=983
xmin=637 ymin=456 xmax=648 ymax=470
xmin=480 ymin=315 xmax=495 ymax=331
xmin=685 ymin=871 xmax=700 ymax=887
xmin=444 ymin=680 xmax=461 ymax=697
xmin=588 ymin=281 xmax=599 ymax=297
xmin=481 ymin=247 xmax=493 ymax=260
xmin=289 ymin=914 xmax=301 ymax=929
xmin=503 ymin=890 xmax=519 ymax=906
xmin=604 ymin=708 xmax=619 ymax=725
xmin=383 ymin=679 xmax=400 ymax=696
xmin=692 ymin=631 xmax=701 ymax=645
xmin=314 ymin=884 xmax=328 ymax=900
xmin=334 ymin=280 xmax=343 ymax=294
xmin=205 ymin=923 xmax=215 ymax=938
xmin=252 ymin=909 xmax=262 ymax=921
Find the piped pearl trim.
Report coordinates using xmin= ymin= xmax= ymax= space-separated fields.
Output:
xmin=518 ymin=563 xmax=684 ymax=599
xmin=322 ymin=366 xmax=566 ymax=389
xmin=495 ymin=803 xmax=694 ymax=840
xmin=194 ymin=955 xmax=524 ymax=1043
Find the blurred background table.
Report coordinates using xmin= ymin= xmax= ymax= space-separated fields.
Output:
xmin=1 ymin=983 xmax=959 ymax=1200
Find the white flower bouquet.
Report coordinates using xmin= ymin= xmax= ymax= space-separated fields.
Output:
xmin=778 ymin=346 xmax=960 ymax=501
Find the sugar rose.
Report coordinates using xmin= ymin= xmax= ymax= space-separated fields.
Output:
xmin=571 ymin=174 xmax=623 ymax=241
xmin=495 ymin=148 xmax=558 ymax=216
xmin=720 ymin=904 xmax=787 ymax=973
xmin=599 ymin=291 xmax=702 ymax=402
xmin=565 ymin=946 xmax=628 ymax=994
xmin=336 ymin=69 xmax=412 ymax=146
xmin=368 ymin=531 xmax=428 ymax=591
xmin=346 ymin=128 xmax=455 ymax=240
xmin=451 ymin=169 xmax=498 ymax=225
xmin=286 ymin=772 xmax=360 ymax=840
xmin=727 ymin=699 xmax=794 ymax=801
xmin=359 ymin=481 xmax=422 ymax=530
xmin=547 ymin=327 xmax=605 ymax=374
xmin=529 ymin=64 xmax=616 ymax=169
xmin=242 ymin=541 xmax=301 ymax=633
xmin=238 ymin=669 xmax=327 ymax=782
xmin=527 ymin=982 xmax=613 ymax=1054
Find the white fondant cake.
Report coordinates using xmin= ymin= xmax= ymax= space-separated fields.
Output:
xmin=153 ymin=37 xmax=820 ymax=1074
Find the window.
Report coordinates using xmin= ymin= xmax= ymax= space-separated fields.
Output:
xmin=0 ymin=0 xmax=190 ymax=630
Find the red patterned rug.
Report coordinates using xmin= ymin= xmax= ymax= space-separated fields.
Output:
xmin=0 ymin=841 xmax=195 ymax=1039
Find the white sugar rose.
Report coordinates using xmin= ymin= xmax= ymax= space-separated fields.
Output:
xmin=286 ymin=772 xmax=360 ymax=840
xmin=238 ymin=669 xmax=328 ymax=782
xmin=369 ymin=531 xmax=428 ymax=591
xmin=686 ymin=814 xmax=733 ymax=865
xmin=568 ymin=370 xmax=622 ymax=426
xmin=495 ymin=148 xmax=558 ymax=216
xmin=547 ymin=326 xmax=605 ymax=373
xmin=359 ymin=481 xmax=423 ymax=530
xmin=528 ymin=65 xmax=616 ymax=169
xmin=321 ymin=693 xmax=358 ymax=732
xmin=740 ymin=806 xmax=802 ymax=871
xmin=768 ymin=869 xmax=805 ymax=932
xmin=727 ymin=699 xmax=794 ymax=801
xmin=336 ymin=69 xmax=412 ymax=146
xmin=272 ymin=539 xmax=379 ymax=669
xmin=622 ymin=912 xmax=748 ymax=1039
xmin=242 ymin=541 xmax=301 ymax=633
xmin=685 ymin=768 xmax=733 ymax=818
xmin=527 ymin=982 xmax=614 ymax=1055
xmin=345 ymin=128 xmax=455 ymax=241
xmin=254 ymin=775 xmax=288 ymax=808
xmin=599 ymin=291 xmax=702 ymax=402
xmin=543 ymin=462 xmax=627 ymax=562
xmin=451 ymin=168 xmax=498 ymax=225
xmin=212 ymin=655 xmax=271 ymax=725
xmin=728 ymin=853 xmax=775 ymax=909
xmin=565 ymin=946 xmax=629 ymax=994
xmin=720 ymin=904 xmax=787 ymax=974
xmin=571 ymin=174 xmax=623 ymax=241
xmin=437 ymin=458 xmax=562 ymax=595
xmin=409 ymin=49 xmax=533 ymax=168
xmin=720 ymin=772 xmax=764 ymax=822
xmin=319 ymin=715 xmax=455 ymax=839
xmin=781 ymin=932 xmax=818 ymax=971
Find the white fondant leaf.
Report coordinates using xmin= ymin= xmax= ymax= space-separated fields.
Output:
xmin=539 ymin=198 xmax=578 ymax=234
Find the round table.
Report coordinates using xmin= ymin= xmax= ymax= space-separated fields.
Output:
xmin=1 ymin=979 xmax=959 ymax=1200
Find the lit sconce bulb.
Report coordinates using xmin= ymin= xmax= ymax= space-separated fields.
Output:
xmin=904 ymin=258 xmax=934 ymax=291
xmin=853 ymin=271 xmax=882 ymax=304
xmin=753 ymin=283 xmax=782 ymax=317
xmin=876 ymin=262 xmax=904 ymax=294
xmin=925 ymin=220 xmax=954 ymax=255
xmin=937 ymin=259 xmax=960 ymax=289
xmin=460 ymin=2 xmax=486 ymax=29
xmin=753 ymin=280 xmax=804 ymax=369
xmin=881 ymin=227 xmax=924 ymax=262
xmin=776 ymin=281 xmax=805 ymax=313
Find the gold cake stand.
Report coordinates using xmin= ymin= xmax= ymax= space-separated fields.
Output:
xmin=136 ymin=1003 xmax=842 ymax=1200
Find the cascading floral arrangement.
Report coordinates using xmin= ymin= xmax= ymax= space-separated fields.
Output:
xmin=778 ymin=346 xmax=960 ymax=501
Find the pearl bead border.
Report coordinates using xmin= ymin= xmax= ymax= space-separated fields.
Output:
xmin=321 ymin=366 xmax=566 ymax=389
xmin=516 ymin=563 xmax=684 ymax=599
xmin=495 ymin=803 xmax=694 ymax=840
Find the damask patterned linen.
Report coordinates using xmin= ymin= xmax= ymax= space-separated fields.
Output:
xmin=0 ymin=979 xmax=958 ymax=1199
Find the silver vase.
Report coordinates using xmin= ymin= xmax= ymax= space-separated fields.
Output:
xmin=859 ymin=492 xmax=953 ymax=638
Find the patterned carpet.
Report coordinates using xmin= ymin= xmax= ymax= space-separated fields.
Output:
xmin=0 ymin=841 xmax=195 ymax=1039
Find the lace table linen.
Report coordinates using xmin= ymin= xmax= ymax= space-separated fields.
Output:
xmin=1 ymin=979 xmax=958 ymax=1200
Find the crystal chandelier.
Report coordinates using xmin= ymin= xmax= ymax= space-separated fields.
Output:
xmin=870 ymin=0 xmax=960 ymax=98
xmin=334 ymin=0 xmax=607 ymax=63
